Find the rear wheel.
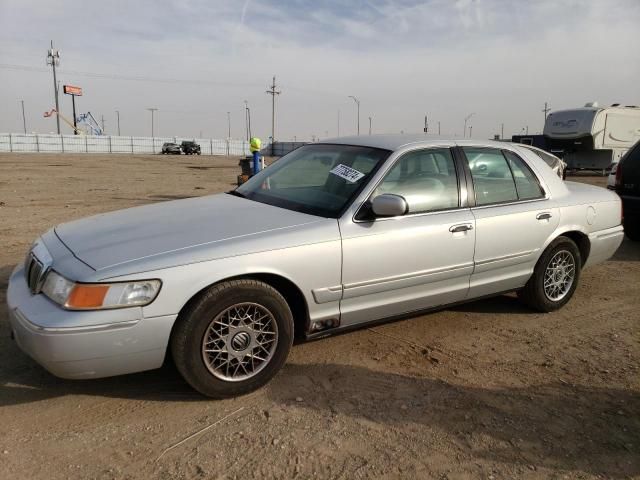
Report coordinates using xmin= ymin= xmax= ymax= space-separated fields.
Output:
xmin=171 ymin=280 xmax=293 ymax=398
xmin=518 ymin=236 xmax=581 ymax=312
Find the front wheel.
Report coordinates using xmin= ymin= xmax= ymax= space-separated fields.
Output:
xmin=518 ymin=236 xmax=581 ymax=312
xmin=171 ymin=280 xmax=294 ymax=398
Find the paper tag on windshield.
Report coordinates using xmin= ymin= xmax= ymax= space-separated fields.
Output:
xmin=330 ymin=164 xmax=365 ymax=183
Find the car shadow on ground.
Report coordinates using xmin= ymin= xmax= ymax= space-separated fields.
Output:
xmin=266 ymin=363 xmax=639 ymax=479
xmin=0 ymin=358 xmax=637 ymax=478
xmin=612 ymin=237 xmax=640 ymax=262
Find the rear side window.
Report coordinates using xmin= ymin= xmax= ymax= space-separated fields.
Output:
xmin=464 ymin=148 xmax=518 ymax=205
xmin=503 ymin=151 xmax=545 ymax=200
xmin=464 ymin=147 xmax=544 ymax=206
xmin=373 ymin=148 xmax=459 ymax=213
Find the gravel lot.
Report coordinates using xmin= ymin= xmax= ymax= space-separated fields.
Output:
xmin=1 ymin=153 xmax=638 ymax=480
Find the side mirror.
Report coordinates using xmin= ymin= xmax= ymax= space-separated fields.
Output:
xmin=371 ymin=194 xmax=408 ymax=217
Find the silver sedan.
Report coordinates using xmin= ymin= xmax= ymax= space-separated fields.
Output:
xmin=7 ymin=136 xmax=624 ymax=397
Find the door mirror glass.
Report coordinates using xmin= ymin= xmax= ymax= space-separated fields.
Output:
xmin=371 ymin=194 xmax=408 ymax=217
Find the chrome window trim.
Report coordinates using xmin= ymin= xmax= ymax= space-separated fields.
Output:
xmin=469 ymin=195 xmax=551 ymax=211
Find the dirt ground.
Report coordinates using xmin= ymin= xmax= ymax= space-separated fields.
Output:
xmin=0 ymin=153 xmax=638 ymax=480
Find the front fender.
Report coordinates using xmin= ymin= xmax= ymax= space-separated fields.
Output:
xmin=130 ymin=241 xmax=343 ymax=327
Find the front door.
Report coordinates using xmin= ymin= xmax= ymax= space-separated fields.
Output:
xmin=338 ymin=147 xmax=476 ymax=327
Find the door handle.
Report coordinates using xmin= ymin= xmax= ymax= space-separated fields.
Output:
xmin=449 ymin=223 xmax=474 ymax=233
xmin=536 ymin=212 xmax=552 ymax=221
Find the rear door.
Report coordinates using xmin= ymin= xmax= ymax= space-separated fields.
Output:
xmin=460 ymin=147 xmax=560 ymax=298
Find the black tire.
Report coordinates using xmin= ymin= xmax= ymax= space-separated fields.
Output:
xmin=518 ymin=236 xmax=581 ymax=312
xmin=171 ymin=279 xmax=293 ymax=398
xmin=624 ymin=217 xmax=640 ymax=241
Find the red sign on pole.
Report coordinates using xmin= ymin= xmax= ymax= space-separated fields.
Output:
xmin=63 ymin=85 xmax=83 ymax=96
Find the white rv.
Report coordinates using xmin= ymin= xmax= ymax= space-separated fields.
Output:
xmin=543 ymin=102 xmax=640 ymax=172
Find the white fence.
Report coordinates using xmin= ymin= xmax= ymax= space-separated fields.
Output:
xmin=0 ymin=133 xmax=254 ymax=156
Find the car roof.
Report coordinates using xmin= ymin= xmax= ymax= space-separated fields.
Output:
xmin=319 ymin=134 xmax=515 ymax=152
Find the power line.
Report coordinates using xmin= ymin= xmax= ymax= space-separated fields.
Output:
xmin=0 ymin=63 xmax=346 ymax=97
xmin=0 ymin=63 xmax=264 ymax=88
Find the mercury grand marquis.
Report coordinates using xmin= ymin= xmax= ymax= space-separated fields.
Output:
xmin=7 ymin=135 xmax=624 ymax=397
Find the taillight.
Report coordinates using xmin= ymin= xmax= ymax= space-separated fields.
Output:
xmin=615 ymin=161 xmax=623 ymax=187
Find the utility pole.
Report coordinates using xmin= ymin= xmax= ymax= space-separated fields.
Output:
xmin=501 ymin=123 xmax=504 ymax=140
xmin=348 ymin=96 xmax=360 ymax=135
xmin=116 ymin=110 xmax=121 ymax=136
xmin=463 ymin=112 xmax=475 ymax=138
xmin=20 ymin=100 xmax=26 ymax=134
xmin=227 ymin=111 xmax=231 ymax=138
xmin=46 ymin=41 xmax=61 ymax=134
xmin=542 ymin=102 xmax=551 ymax=129
xmin=369 ymin=116 xmax=372 ymax=135
xmin=265 ymin=75 xmax=281 ymax=154
xmin=147 ymin=108 xmax=158 ymax=137
xmin=438 ymin=121 xmax=441 ymax=135
xmin=100 ymin=115 xmax=106 ymax=133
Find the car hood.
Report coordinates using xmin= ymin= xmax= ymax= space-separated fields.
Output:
xmin=54 ymin=193 xmax=324 ymax=272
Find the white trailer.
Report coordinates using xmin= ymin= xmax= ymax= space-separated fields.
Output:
xmin=543 ymin=102 xmax=640 ymax=172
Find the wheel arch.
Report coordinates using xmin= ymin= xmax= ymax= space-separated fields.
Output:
xmin=543 ymin=227 xmax=591 ymax=267
xmin=559 ymin=230 xmax=590 ymax=267
xmin=170 ymin=272 xmax=310 ymax=342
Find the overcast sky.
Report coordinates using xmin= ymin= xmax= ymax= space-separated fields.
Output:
xmin=1 ymin=0 xmax=638 ymax=141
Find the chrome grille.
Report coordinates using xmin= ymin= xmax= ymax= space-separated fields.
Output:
xmin=25 ymin=254 xmax=45 ymax=294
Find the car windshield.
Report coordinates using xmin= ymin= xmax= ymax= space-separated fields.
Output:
xmin=235 ymin=144 xmax=391 ymax=217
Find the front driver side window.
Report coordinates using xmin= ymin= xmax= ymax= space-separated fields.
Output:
xmin=373 ymin=148 xmax=459 ymax=213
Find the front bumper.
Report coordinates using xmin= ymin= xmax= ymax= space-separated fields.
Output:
xmin=7 ymin=265 xmax=176 ymax=379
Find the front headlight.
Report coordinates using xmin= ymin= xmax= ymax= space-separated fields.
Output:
xmin=41 ymin=271 xmax=161 ymax=310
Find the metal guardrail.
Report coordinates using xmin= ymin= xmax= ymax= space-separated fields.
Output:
xmin=0 ymin=133 xmax=253 ymax=156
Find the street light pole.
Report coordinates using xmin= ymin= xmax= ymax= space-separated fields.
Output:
xmin=542 ymin=102 xmax=551 ymax=130
xmin=227 ymin=111 xmax=231 ymax=139
xmin=20 ymin=100 xmax=26 ymax=134
xmin=116 ymin=110 xmax=121 ymax=136
xmin=369 ymin=116 xmax=372 ymax=135
xmin=46 ymin=41 xmax=61 ymax=134
xmin=463 ymin=112 xmax=475 ymax=138
xmin=244 ymin=100 xmax=251 ymax=142
xmin=348 ymin=96 xmax=360 ymax=135
xmin=147 ymin=108 xmax=158 ymax=137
